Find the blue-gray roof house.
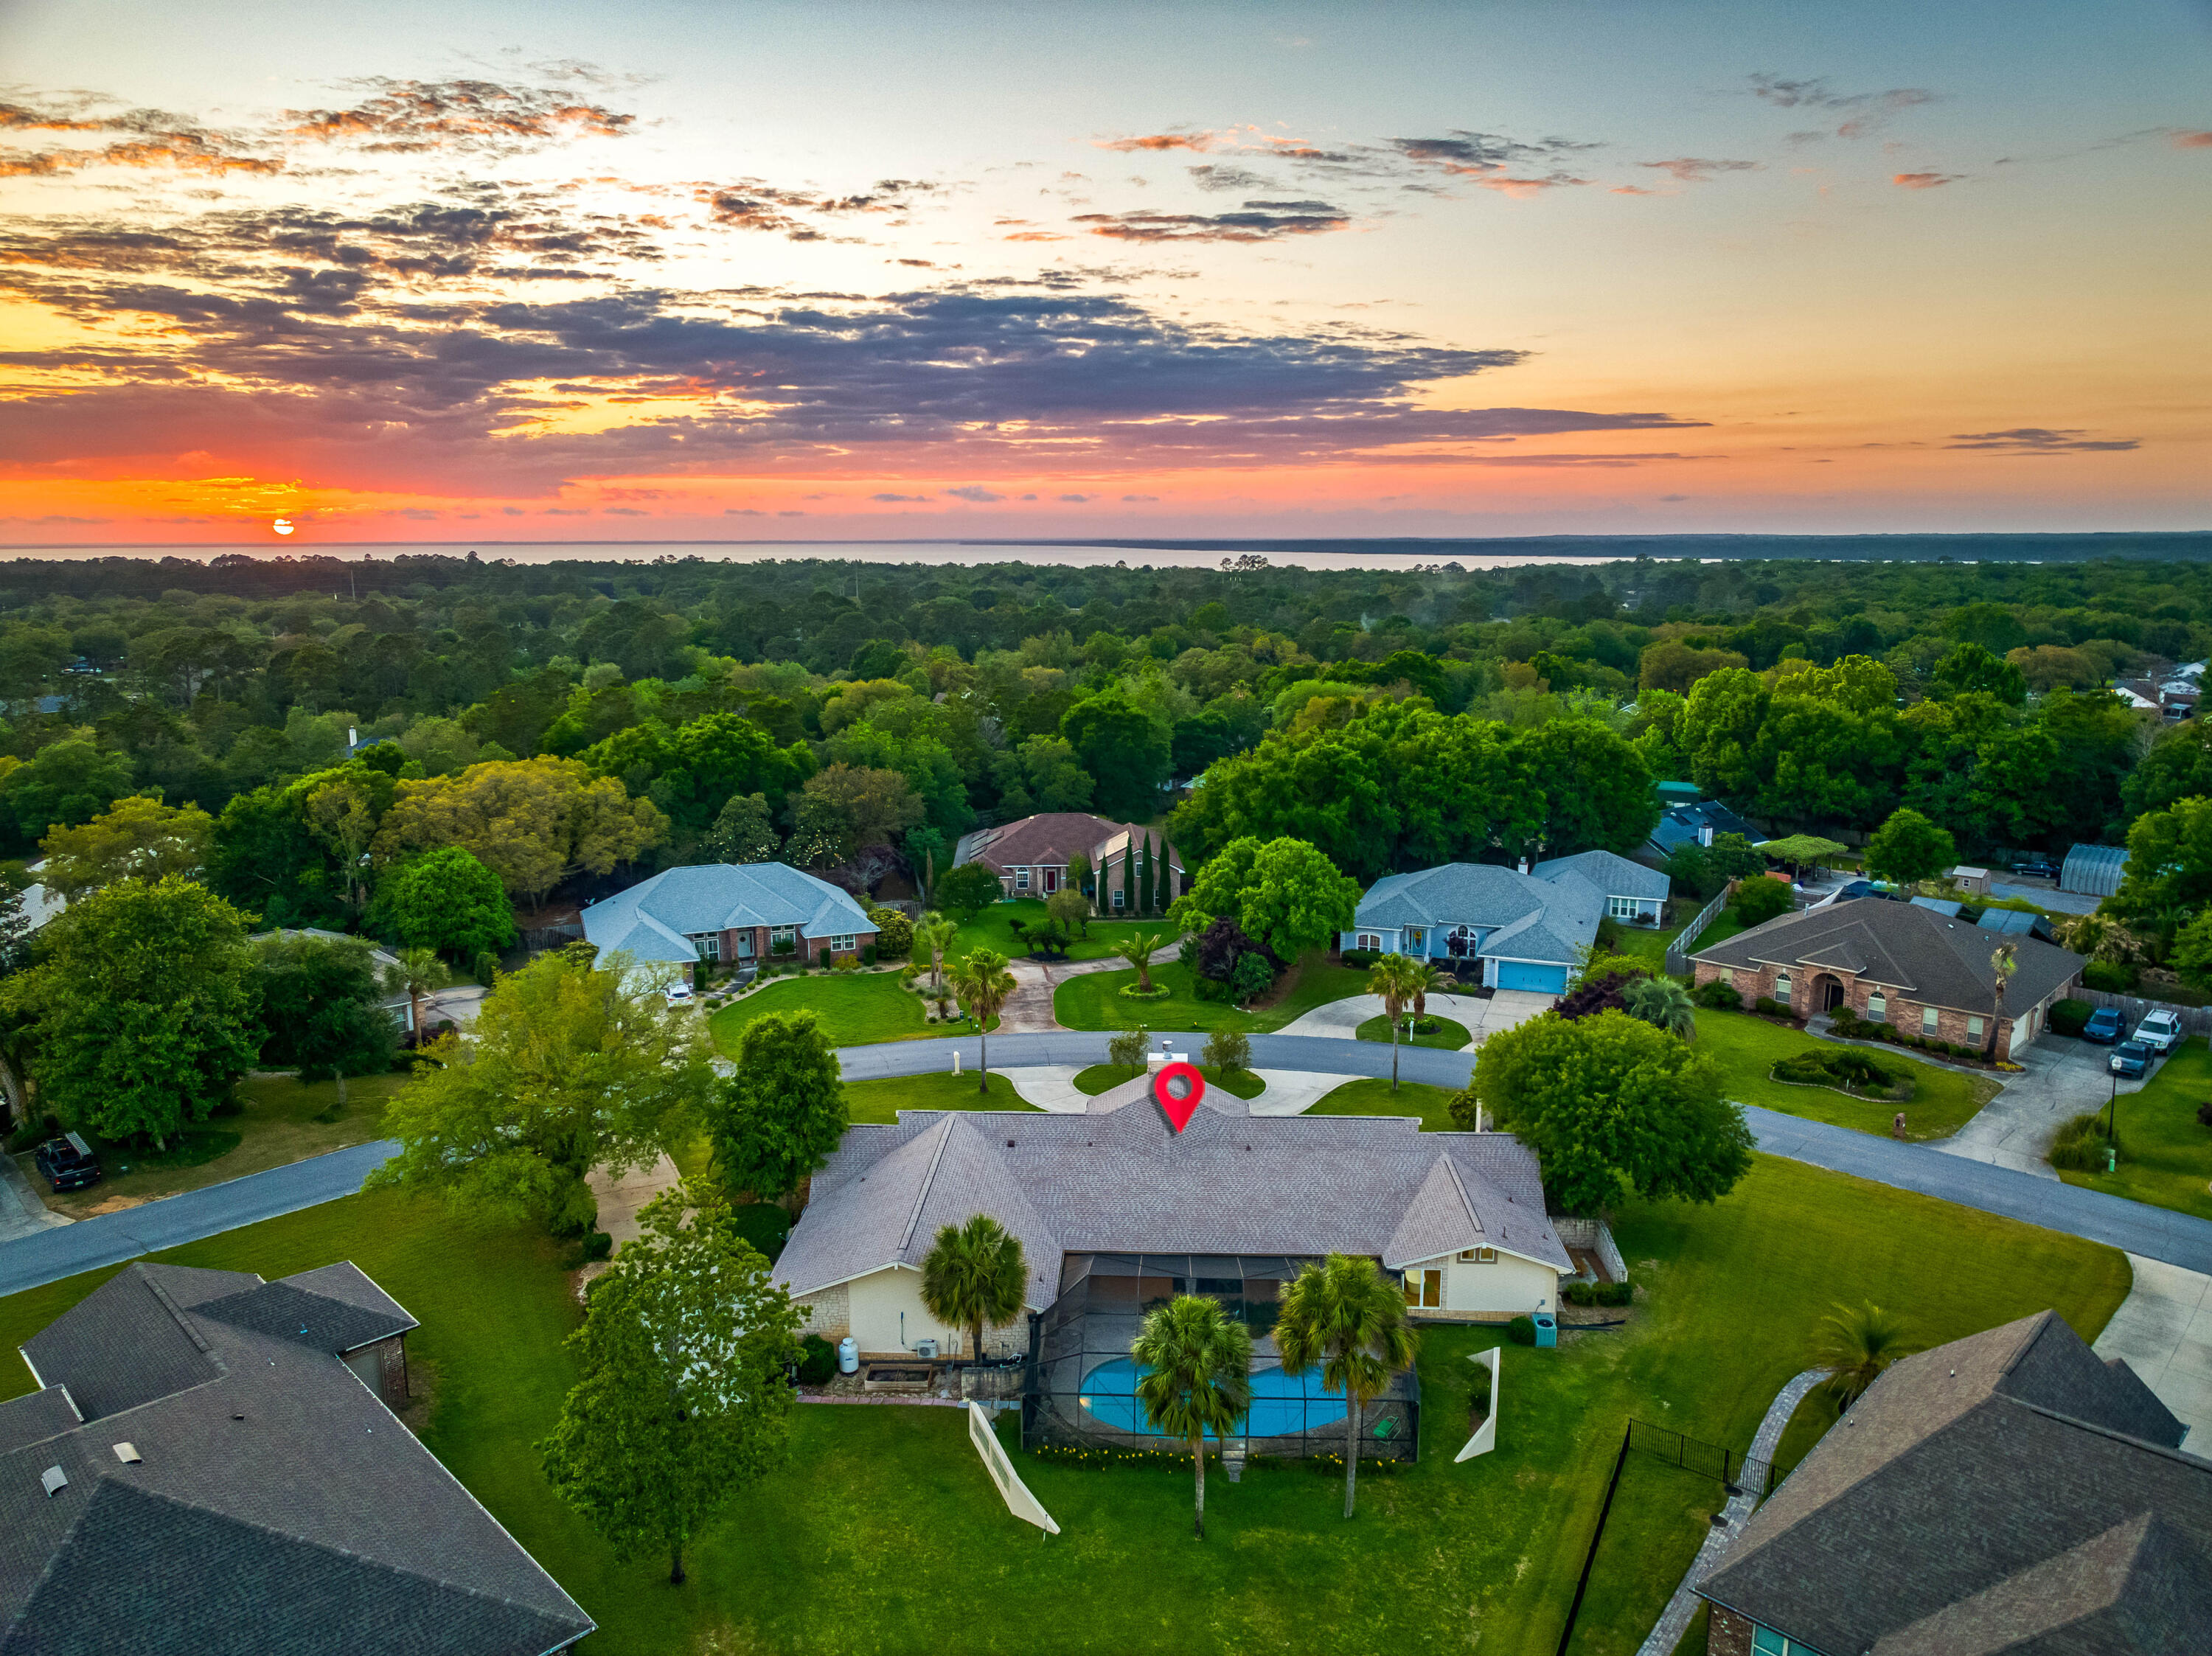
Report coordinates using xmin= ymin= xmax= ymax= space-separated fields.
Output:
xmin=1646 ymin=797 xmax=1759 ymax=861
xmin=1343 ymin=850 xmax=1669 ymax=995
xmin=582 ymin=863 xmax=877 ymax=975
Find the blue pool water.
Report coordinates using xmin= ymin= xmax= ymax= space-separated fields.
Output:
xmin=1079 ymin=1357 xmax=1347 ymax=1438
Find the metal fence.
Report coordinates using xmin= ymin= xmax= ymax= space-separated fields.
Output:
xmin=1020 ymin=1253 xmax=1421 ymax=1464
xmin=2069 ymin=986 xmax=2212 ymax=1038
xmin=1626 ymin=1419 xmax=1785 ymax=1497
xmin=1663 ymin=881 xmax=1739 ymax=976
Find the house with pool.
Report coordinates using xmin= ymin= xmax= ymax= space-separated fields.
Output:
xmin=775 ymin=1071 xmax=1613 ymax=1458
xmin=1341 ymin=851 xmax=1668 ymax=996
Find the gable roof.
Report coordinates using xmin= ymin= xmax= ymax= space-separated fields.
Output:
xmin=2 ymin=1262 xmax=591 ymax=1656
xmin=580 ymin=861 xmax=873 ymax=964
xmin=1353 ymin=863 xmax=1604 ymax=965
xmin=1531 ymin=849 xmax=1670 ymax=902
xmin=1648 ymin=799 xmax=1759 ymax=855
xmin=1697 ymin=1312 xmax=2205 ymax=1656
xmin=1689 ymin=896 xmax=2082 ymax=1016
xmin=775 ymin=1103 xmax=1571 ymax=1304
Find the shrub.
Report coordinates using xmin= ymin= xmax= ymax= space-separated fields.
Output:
xmin=1230 ymin=950 xmax=1276 ymax=1002
xmin=580 ymin=1230 xmax=613 ymax=1263
xmin=1340 ymin=948 xmax=1377 ymax=970
xmin=1107 ymin=1027 xmax=1150 ymax=1069
xmin=2197 ymin=1100 xmax=2212 ymax=1129
xmin=832 ymin=953 xmax=861 ymax=972
xmin=866 ymin=906 xmax=913 ymax=959
xmin=1562 ymin=1280 xmax=1635 ymax=1308
xmin=1203 ymin=1028 xmax=1253 ymax=1074
xmin=2047 ymin=998 xmax=2093 ymax=1037
xmin=862 ymin=944 xmax=878 ymax=966
xmin=1775 ymin=1048 xmax=1896 ymax=1092
xmin=2084 ymin=959 xmax=2137 ymax=994
xmin=796 ymin=1335 xmax=839 ymax=1385
xmin=2048 ymin=1111 xmax=2118 ymax=1172
xmin=1692 ymin=976 xmax=1744 ymax=1011
xmin=1732 ymin=876 xmax=1795 ymax=928
xmin=1119 ymin=984 xmax=1172 ymax=1001
xmin=1753 ymin=995 xmax=1796 ymax=1020
xmin=1190 ymin=973 xmax=1237 ymax=1003
xmin=1506 ymin=1315 xmax=1537 ymax=1346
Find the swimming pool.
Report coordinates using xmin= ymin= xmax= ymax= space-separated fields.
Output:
xmin=1077 ymin=1357 xmax=1347 ymax=1438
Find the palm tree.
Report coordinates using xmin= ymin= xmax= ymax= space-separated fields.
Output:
xmin=1275 ymin=1253 xmax=1419 ymax=1519
xmin=1366 ymin=953 xmax=1430 ymax=1092
xmin=919 ymin=1214 xmax=1029 ymax=1369
xmin=917 ymin=911 xmax=959 ymax=996
xmin=1987 ymin=942 xmax=2018 ymax=1060
xmin=1812 ymin=1299 xmax=1917 ymax=1409
xmin=947 ymin=948 xmax=1015 ymax=1093
xmin=1112 ymin=928 xmax=1172 ymax=993
xmin=383 ymin=947 xmax=453 ymax=1046
xmin=1131 ymin=1295 xmax=1253 ymax=1540
xmin=1410 ymin=961 xmax=1458 ymax=1026
xmin=1622 ymin=975 xmax=1697 ymax=1042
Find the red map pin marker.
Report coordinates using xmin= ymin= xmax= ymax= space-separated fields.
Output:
xmin=1153 ymin=1061 xmax=1205 ymax=1133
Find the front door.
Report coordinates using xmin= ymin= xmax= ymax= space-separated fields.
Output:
xmin=1043 ymin=867 xmax=1059 ymax=894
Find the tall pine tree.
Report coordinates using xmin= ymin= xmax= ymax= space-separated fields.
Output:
xmin=1138 ymin=835 xmax=1153 ymax=916
xmin=1155 ymin=838 xmax=1172 ymax=912
xmin=1120 ymin=837 xmax=1135 ymax=915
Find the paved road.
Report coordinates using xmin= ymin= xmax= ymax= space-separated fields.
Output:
xmin=7 ymin=1034 xmax=2212 ymax=1299
xmin=0 ymin=1140 xmax=399 ymax=1298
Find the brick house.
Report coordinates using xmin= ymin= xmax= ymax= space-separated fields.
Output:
xmin=582 ymin=861 xmax=878 ymax=978
xmin=1695 ymin=1312 xmax=2201 ymax=1655
xmin=953 ymin=812 xmax=1183 ymax=911
xmin=1688 ymin=895 xmax=2083 ymax=1058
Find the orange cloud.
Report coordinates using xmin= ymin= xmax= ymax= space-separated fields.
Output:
xmin=1096 ymin=132 xmax=1217 ymax=153
xmin=1891 ymin=171 xmax=1960 ymax=189
xmin=2172 ymin=131 xmax=2212 ymax=148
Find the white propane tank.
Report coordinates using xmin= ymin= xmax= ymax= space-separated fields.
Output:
xmin=837 ymin=1337 xmax=859 ymax=1375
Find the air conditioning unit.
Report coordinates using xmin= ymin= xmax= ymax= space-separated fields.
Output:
xmin=914 ymin=1340 xmax=939 ymax=1360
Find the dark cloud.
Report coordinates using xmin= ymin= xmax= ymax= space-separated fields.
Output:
xmin=1749 ymin=74 xmax=1937 ymax=139
xmin=1944 ymin=428 xmax=2140 ymax=454
xmin=1121 ymin=493 xmax=1158 ymax=501
xmin=1388 ymin=131 xmax=1594 ymax=193
xmin=871 ymin=493 xmax=931 ymax=502
xmin=1058 ymin=493 xmax=1094 ymax=502
xmin=1187 ymin=164 xmax=1273 ymax=193
xmin=1638 ymin=157 xmax=1761 ymax=185
xmin=701 ymin=176 xmax=933 ymax=240
xmin=1072 ymin=200 xmax=1349 ymax=241
xmin=285 ymin=79 xmax=632 ymax=151
xmin=945 ymin=485 xmax=1004 ymax=502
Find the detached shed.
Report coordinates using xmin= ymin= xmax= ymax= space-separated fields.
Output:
xmin=2059 ymin=843 xmax=2129 ymax=898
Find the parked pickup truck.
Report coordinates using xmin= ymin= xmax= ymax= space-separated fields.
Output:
xmin=32 ymin=1132 xmax=101 ymax=1192
xmin=2131 ymin=1009 xmax=2184 ymax=1053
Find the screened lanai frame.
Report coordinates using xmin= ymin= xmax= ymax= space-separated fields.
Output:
xmin=1019 ymin=1252 xmax=1421 ymax=1463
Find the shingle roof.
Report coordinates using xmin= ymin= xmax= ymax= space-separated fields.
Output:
xmin=954 ymin=813 xmax=1180 ymax=874
xmin=580 ymin=861 xmax=874 ymax=964
xmin=1531 ymin=849 xmax=1671 ymax=903
xmin=1353 ymin=863 xmax=1604 ymax=966
xmin=1648 ymin=799 xmax=1758 ymax=855
xmin=776 ymin=1102 xmax=1571 ymax=1302
xmin=2 ymin=1262 xmax=592 ymax=1656
xmin=1689 ymin=896 xmax=2082 ymax=1017
xmin=1697 ymin=1312 xmax=2205 ymax=1656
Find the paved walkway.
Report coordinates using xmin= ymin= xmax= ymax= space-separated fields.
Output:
xmin=996 ymin=944 xmax=1177 ymax=1034
xmin=1635 ymin=1368 xmax=1828 ymax=1656
xmin=585 ymin=1152 xmax=682 ymax=1247
xmin=0 ymin=1152 xmax=70 ymax=1245
xmin=2092 ymin=1255 xmax=2212 ymax=1443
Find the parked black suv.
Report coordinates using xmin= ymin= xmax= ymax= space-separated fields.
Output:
xmin=33 ymin=1132 xmax=100 ymax=1191
xmin=2009 ymin=860 xmax=2060 ymax=882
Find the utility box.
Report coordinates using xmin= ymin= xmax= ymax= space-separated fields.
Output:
xmin=1534 ymin=1313 xmax=1557 ymax=1349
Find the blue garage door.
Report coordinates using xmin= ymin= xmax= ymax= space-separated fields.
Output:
xmin=1493 ymin=960 xmax=1568 ymax=995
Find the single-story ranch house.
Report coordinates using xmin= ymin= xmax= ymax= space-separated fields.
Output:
xmin=1688 ymin=895 xmax=2084 ymax=1057
xmin=1696 ymin=1311 xmax=2202 ymax=1655
xmin=1341 ymin=850 xmax=1669 ymax=995
xmin=582 ymin=860 xmax=877 ymax=975
xmin=1 ymin=1260 xmax=593 ymax=1655
xmin=953 ymin=812 xmax=1183 ymax=910
xmin=775 ymin=1070 xmax=1582 ymax=1363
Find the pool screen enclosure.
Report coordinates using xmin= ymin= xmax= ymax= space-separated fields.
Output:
xmin=1020 ymin=1253 xmax=1420 ymax=1463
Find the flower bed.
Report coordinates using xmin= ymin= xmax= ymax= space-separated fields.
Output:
xmin=1117 ymin=984 xmax=1172 ymax=1001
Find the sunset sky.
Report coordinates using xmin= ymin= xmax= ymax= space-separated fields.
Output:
xmin=2 ymin=0 xmax=2207 ymax=546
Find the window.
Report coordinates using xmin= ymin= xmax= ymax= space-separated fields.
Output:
xmin=829 ymin=933 xmax=857 ymax=953
xmin=1967 ymin=1015 xmax=1984 ymax=1037
xmin=1355 ymin=933 xmax=1382 ymax=952
xmin=1111 ymin=888 xmax=1126 ymax=910
xmin=1866 ymin=992 xmax=1887 ymax=1023
xmin=1773 ymin=971 xmax=1791 ymax=1004
xmin=1921 ymin=1005 xmax=1940 ymax=1034
xmin=1751 ymin=1628 xmax=1812 ymax=1656
xmin=689 ymin=932 xmax=720 ymax=961
xmin=1015 ymin=866 xmax=1030 ymax=891
xmin=768 ymin=927 xmax=797 ymax=956
xmin=1457 ymin=1248 xmax=1498 ymax=1264
xmin=1401 ymin=1269 xmax=1441 ymax=1309
xmin=1609 ymin=895 xmax=1641 ymax=920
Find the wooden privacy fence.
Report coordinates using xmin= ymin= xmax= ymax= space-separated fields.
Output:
xmin=1663 ymin=881 xmax=1739 ymax=977
xmin=2070 ymin=985 xmax=2212 ymax=1038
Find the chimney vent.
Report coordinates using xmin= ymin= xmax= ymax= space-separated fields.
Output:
xmin=40 ymin=1466 xmax=66 ymax=1497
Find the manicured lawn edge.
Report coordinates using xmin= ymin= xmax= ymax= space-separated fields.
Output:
xmin=1354 ymin=1014 xmax=1472 ymax=1050
xmin=1693 ymin=1008 xmax=1998 ymax=1139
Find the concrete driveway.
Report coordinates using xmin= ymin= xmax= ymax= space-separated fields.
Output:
xmin=0 ymin=1153 xmax=69 ymax=1245
xmin=2093 ymin=1255 xmax=2212 ymax=1445
xmin=1273 ymin=988 xmax=1553 ymax=1048
xmin=1933 ymin=1034 xmax=2149 ymax=1179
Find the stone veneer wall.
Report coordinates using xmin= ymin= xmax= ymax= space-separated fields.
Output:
xmin=1705 ymin=1606 xmax=1753 ymax=1656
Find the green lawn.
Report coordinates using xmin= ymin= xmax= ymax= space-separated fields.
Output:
xmin=1071 ymin=1063 xmax=1267 ymax=1100
xmin=842 ymin=1071 xmax=1040 ymax=1122
xmin=1054 ymin=955 xmax=1371 ymax=1034
xmin=1681 ymin=911 xmax=1747 ymax=959
xmin=1307 ymin=1078 xmax=1462 ymax=1130
xmin=939 ymin=899 xmax=1167 ymax=965
xmin=2057 ymin=1037 xmax=2212 ymax=1220
xmin=1608 ymin=916 xmax=1689 ymax=974
xmin=709 ymin=972 xmax=1001 ymax=1052
xmin=1354 ymin=1013 xmax=1472 ymax=1050
xmin=1694 ymin=1009 xmax=2000 ymax=1139
xmin=0 ymin=1156 xmax=2127 ymax=1656
xmin=10 ymin=1071 xmax=411 ymax=1218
